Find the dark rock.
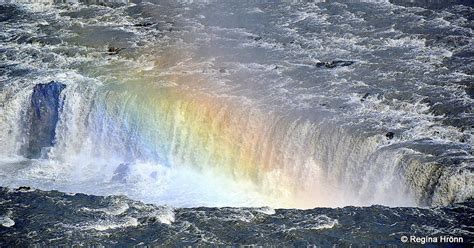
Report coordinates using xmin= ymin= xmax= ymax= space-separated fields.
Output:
xmin=466 ymin=85 xmax=474 ymax=99
xmin=16 ymin=186 xmax=31 ymax=191
xmin=134 ymin=22 xmax=154 ymax=27
xmin=78 ymin=0 xmax=127 ymax=7
xmin=361 ymin=93 xmax=370 ymax=102
xmin=315 ymin=62 xmax=325 ymax=67
xmin=26 ymin=81 xmax=66 ymax=158
xmin=107 ymin=46 xmax=124 ymax=55
xmin=316 ymin=60 xmax=355 ymax=69
xmin=247 ymin=35 xmax=262 ymax=41
xmin=219 ymin=68 xmax=226 ymax=73
xmin=459 ymin=134 xmax=469 ymax=143
xmin=385 ymin=132 xmax=395 ymax=140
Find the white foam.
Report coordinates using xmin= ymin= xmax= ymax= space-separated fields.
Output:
xmin=86 ymin=217 xmax=139 ymax=231
xmin=248 ymin=7 xmax=263 ymax=14
xmin=282 ymin=215 xmax=338 ymax=232
xmin=0 ymin=216 xmax=15 ymax=228
xmin=255 ymin=206 xmax=275 ymax=215
xmin=310 ymin=215 xmax=338 ymax=230
xmin=154 ymin=208 xmax=175 ymax=225
xmin=82 ymin=203 xmax=130 ymax=216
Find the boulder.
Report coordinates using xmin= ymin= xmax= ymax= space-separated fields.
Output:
xmin=26 ymin=81 xmax=66 ymax=158
xmin=385 ymin=132 xmax=395 ymax=140
xmin=360 ymin=93 xmax=370 ymax=102
xmin=316 ymin=60 xmax=355 ymax=68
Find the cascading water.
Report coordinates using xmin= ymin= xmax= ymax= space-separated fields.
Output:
xmin=0 ymin=0 xmax=472 ymax=211
xmin=2 ymin=73 xmax=410 ymax=208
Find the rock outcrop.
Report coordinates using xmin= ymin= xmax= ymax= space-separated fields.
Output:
xmin=26 ymin=81 xmax=66 ymax=158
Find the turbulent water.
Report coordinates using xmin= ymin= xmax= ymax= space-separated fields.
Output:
xmin=0 ymin=0 xmax=473 ymax=245
xmin=0 ymin=187 xmax=472 ymax=246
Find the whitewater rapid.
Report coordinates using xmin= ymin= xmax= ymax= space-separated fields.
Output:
xmin=0 ymin=0 xmax=472 ymax=208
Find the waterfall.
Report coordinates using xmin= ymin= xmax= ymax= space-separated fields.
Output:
xmin=0 ymin=0 xmax=471 ymax=209
xmin=0 ymin=77 xmax=433 ymax=208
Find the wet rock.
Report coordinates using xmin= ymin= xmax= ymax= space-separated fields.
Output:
xmin=360 ymin=93 xmax=370 ymax=102
xmin=26 ymin=81 xmax=66 ymax=158
xmin=134 ymin=22 xmax=154 ymax=27
xmin=247 ymin=35 xmax=262 ymax=41
xmin=16 ymin=186 xmax=31 ymax=192
xmin=107 ymin=46 xmax=124 ymax=55
xmin=466 ymin=85 xmax=474 ymax=99
xmin=385 ymin=132 xmax=395 ymax=140
xmin=316 ymin=60 xmax=355 ymax=69
xmin=78 ymin=0 xmax=128 ymax=8
xmin=459 ymin=134 xmax=470 ymax=143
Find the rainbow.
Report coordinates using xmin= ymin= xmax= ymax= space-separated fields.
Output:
xmin=83 ymin=59 xmax=336 ymax=208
